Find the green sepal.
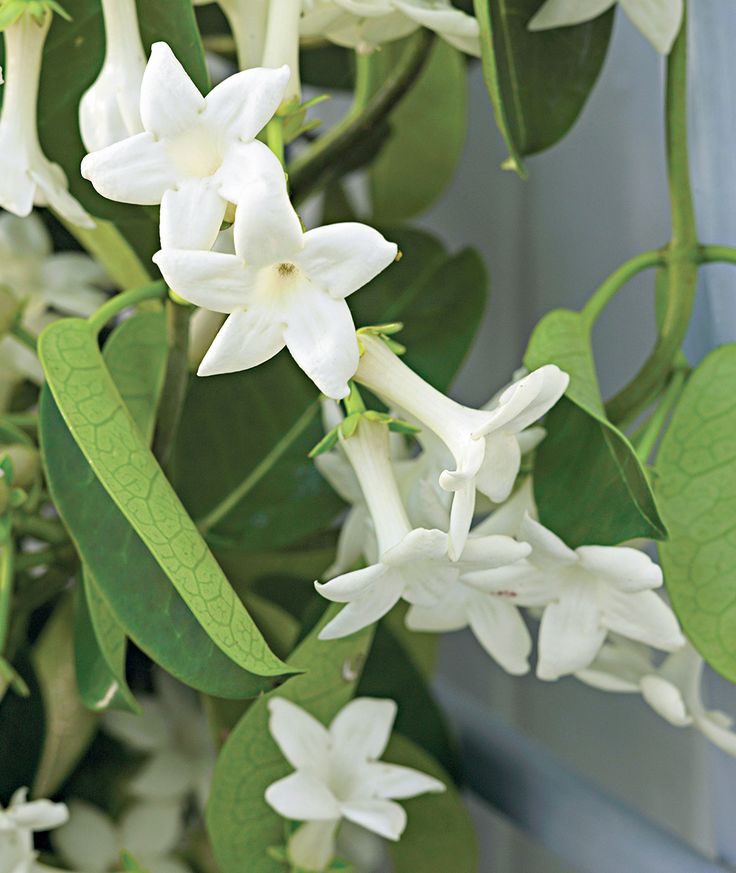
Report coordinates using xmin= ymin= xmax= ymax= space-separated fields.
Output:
xmin=357 ymin=322 xmax=407 ymax=356
xmin=0 ymin=0 xmax=69 ymax=28
xmin=120 ymin=850 xmax=149 ymax=873
xmin=308 ymin=409 xmax=419 ymax=458
xmin=307 ymin=426 xmax=341 ymax=459
xmin=282 ymin=93 xmax=331 ymax=145
xmin=0 ymin=658 xmax=29 ymax=697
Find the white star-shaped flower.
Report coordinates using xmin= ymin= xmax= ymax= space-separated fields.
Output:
xmin=0 ymin=787 xmax=68 ymax=873
xmin=528 ymin=0 xmax=683 ymax=54
xmin=53 ymin=800 xmax=191 ymax=873
xmin=0 ymin=11 xmax=93 ymax=227
xmin=355 ymin=334 xmax=568 ymax=558
xmin=265 ymin=697 xmax=445 ymax=871
xmin=153 ymin=189 xmax=397 ymax=399
xmin=301 ymin=0 xmax=481 ymax=56
xmin=81 ymin=42 xmax=290 ymax=250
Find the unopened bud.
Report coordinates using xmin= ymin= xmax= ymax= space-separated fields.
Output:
xmin=2 ymin=444 xmax=40 ymax=488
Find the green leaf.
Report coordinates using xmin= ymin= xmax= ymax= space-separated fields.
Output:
xmin=38 ymin=0 xmax=208 ymax=263
xmin=385 ymin=734 xmax=477 ymax=873
xmin=370 ymin=40 xmax=467 ymax=223
xmin=0 ymin=652 xmax=44 ymax=804
xmin=40 ymin=313 xmax=286 ymax=698
xmin=524 ymin=309 xmax=666 ymax=546
xmin=656 ymin=345 xmax=736 ymax=681
xmin=207 ymin=606 xmax=374 ymax=873
xmin=473 ymin=0 xmax=613 ymax=169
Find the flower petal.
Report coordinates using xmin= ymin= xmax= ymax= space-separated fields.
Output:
xmin=601 ymin=589 xmax=685 ymax=651
xmin=405 ymin=586 xmax=470 ymax=633
xmin=318 ymin=579 xmax=402 ymax=639
xmin=103 ymin=698 xmax=169 ymax=751
xmin=640 ymin=675 xmax=692 ymax=726
xmin=474 ymin=431 xmax=521 ymax=504
xmin=382 ymin=527 xmax=448 ymax=566
xmin=363 ymin=761 xmax=445 ymax=800
xmin=463 ymin=561 xmax=556 ymax=606
xmin=620 ymin=0 xmax=683 ymax=54
xmin=159 ymin=178 xmax=227 ymax=251
xmin=477 ymin=365 xmax=568 ymax=436
xmin=265 ymin=771 xmax=341 ymax=821
xmin=537 ymin=581 xmax=606 ymax=680
xmin=140 ymin=43 xmax=205 ymax=139
xmin=9 ymin=799 xmax=68 ymax=832
xmin=527 ymin=0 xmax=615 ymax=31
xmin=268 ymin=698 xmax=331 ymax=771
xmin=81 ymin=133 xmax=178 ymax=205
xmin=340 ymin=799 xmax=407 ymax=841
xmin=393 ymin=0 xmax=480 ymax=54
xmin=232 ymin=168 xmax=303 ymax=266
xmin=289 ymin=820 xmax=340 ymax=872
xmin=316 ymin=563 xmax=388 ymax=602
xmin=324 ymin=506 xmax=372 ymax=578
xmin=330 ymin=697 xmax=397 ymax=761
xmin=128 ymin=750 xmax=193 ymax=801
xmin=467 ymin=595 xmax=532 ymax=675
xmin=518 ymin=513 xmax=577 ymax=568
xmin=295 ymin=224 xmax=397 ymax=300
xmin=577 ymin=545 xmax=662 ymax=592
xmin=695 ymin=713 xmax=736 ymax=757
xmin=203 ymin=65 xmax=290 ymax=139
xmin=197 ymin=307 xmax=286 ymax=376
xmin=459 ymin=533 xmax=530 ymax=568
xmin=152 ymin=250 xmax=247 ymax=313
xmin=216 ymin=138 xmax=286 ymax=208
xmin=283 ymin=288 xmax=359 ymax=399
xmin=447 ymin=481 xmax=477 ymax=562
xmin=31 ymin=161 xmax=94 ymax=228
xmin=0 ymin=210 xmax=49 ymax=257
xmin=472 ymin=478 xmax=535 ymax=538
xmin=574 ymin=637 xmax=651 ymax=693
xmin=119 ymin=800 xmax=183 ymax=857
xmin=52 ymin=801 xmax=116 ymax=872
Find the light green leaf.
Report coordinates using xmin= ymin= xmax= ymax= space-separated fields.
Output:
xmin=385 ymin=734 xmax=477 ymax=873
xmin=656 ymin=344 xmax=736 ymax=681
xmin=39 ymin=316 xmax=293 ymax=683
xmin=370 ymin=40 xmax=468 ymax=222
xmin=525 ymin=308 xmax=666 ymax=546
xmin=473 ymin=0 xmax=613 ymax=169
xmin=207 ymin=606 xmax=374 ymax=873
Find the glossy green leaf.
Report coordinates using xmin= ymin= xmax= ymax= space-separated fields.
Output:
xmin=38 ymin=0 xmax=208 ymax=263
xmin=385 ymin=734 xmax=477 ymax=873
xmin=40 ymin=314 xmax=287 ymax=698
xmin=173 ymin=229 xmax=487 ymax=551
xmin=370 ymin=40 xmax=467 ymax=222
xmin=473 ymin=0 xmax=613 ymax=169
xmin=525 ymin=308 xmax=666 ymax=547
xmin=656 ymin=345 xmax=736 ymax=681
xmin=207 ymin=605 xmax=374 ymax=873
xmin=0 ymin=653 xmax=44 ymax=804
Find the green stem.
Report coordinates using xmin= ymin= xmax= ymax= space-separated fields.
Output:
xmin=634 ymin=366 xmax=688 ymax=463
xmin=197 ymin=400 xmax=319 ymax=535
xmin=287 ymin=31 xmax=434 ymax=205
xmin=698 ymin=244 xmax=736 ymax=265
xmin=13 ymin=514 xmax=68 ymax=545
xmin=581 ymin=249 xmax=666 ymax=327
xmin=14 ymin=543 xmax=74 ymax=572
xmin=2 ymin=413 xmax=37 ymax=430
xmin=88 ymin=281 xmax=167 ymax=335
xmin=153 ymin=300 xmax=192 ymax=472
xmin=266 ymin=116 xmax=285 ymax=166
xmin=0 ymin=540 xmax=13 ymax=653
xmin=605 ymin=12 xmax=698 ymax=424
xmin=10 ymin=323 xmax=38 ymax=352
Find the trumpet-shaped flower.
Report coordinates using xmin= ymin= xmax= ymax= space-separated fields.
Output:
xmin=265 ymin=697 xmax=445 ymax=871
xmin=81 ymin=42 xmax=289 ymax=250
xmin=577 ymin=638 xmax=736 ymax=757
xmin=315 ymin=418 xmax=530 ymax=639
xmin=261 ymin=0 xmax=303 ymax=104
xmin=153 ymin=193 xmax=397 ymax=399
xmin=301 ymin=0 xmax=481 ymax=57
xmin=467 ymin=513 xmax=685 ymax=680
xmin=79 ymin=0 xmax=147 ymax=150
xmin=53 ymin=800 xmax=191 ymax=873
xmin=0 ymin=787 xmax=68 ymax=873
xmin=528 ymin=0 xmax=683 ymax=54
xmin=0 ymin=11 xmax=93 ymax=227
xmin=355 ymin=334 xmax=568 ymax=558
xmin=193 ymin=0 xmax=271 ymax=71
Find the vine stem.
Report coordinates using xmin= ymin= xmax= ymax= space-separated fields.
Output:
xmin=197 ymin=400 xmax=319 ymax=536
xmin=581 ymin=249 xmax=666 ymax=328
xmin=633 ymin=366 xmax=687 ymax=462
xmin=88 ymin=280 xmax=167 ymax=335
xmin=605 ymin=10 xmax=698 ymax=424
xmin=698 ymin=244 xmax=736 ymax=265
xmin=287 ymin=31 xmax=434 ymax=204
xmin=10 ymin=323 xmax=38 ymax=352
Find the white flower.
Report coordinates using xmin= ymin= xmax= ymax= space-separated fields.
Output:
xmin=81 ymin=42 xmax=289 ymax=251
xmin=53 ymin=800 xmax=191 ymax=873
xmin=301 ymin=0 xmax=481 ymax=57
xmin=195 ymin=0 xmax=271 ymax=71
xmin=0 ymin=11 xmax=93 ymax=227
xmin=265 ymin=697 xmax=445 ymax=871
xmin=0 ymin=787 xmax=68 ymax=873
xmin=355 ymin=334 xmax=568 ymax=558
xmin=103 ymin=672 xmax=215 ymax=811
xmin=315 ymin=417 xmax=530 ymax=639
xmin=467 ymin=513 xmax=685 ymax=680
xmin=527 ymin=0 xmax=683 ymax=54
xmin=153 ymin=194 xmax=397 ymax=399
xmin=79 ymin=0 xmax=147 ymax=150
xmin=261 ymin=0 xmax=304 ymax=104
xmin=578 ymin=639 xmax=736 ymax=756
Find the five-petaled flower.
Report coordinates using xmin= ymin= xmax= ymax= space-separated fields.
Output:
xmin=81 ymin=42 xmax=290 ymax=250
xmin=265 ymin=696 xmax=445 ymax=871
xmin=0 ymin=787 xmax=69 ymax=873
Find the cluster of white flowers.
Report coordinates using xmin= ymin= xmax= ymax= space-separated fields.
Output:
xmin=0 ymin=787 xmax=69 ymax=873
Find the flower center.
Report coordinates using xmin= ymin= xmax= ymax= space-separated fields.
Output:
xmin=277 ymin=262 xmax=297 ymax=276
xmin=166 ymin=124 xmax=222 ymax=178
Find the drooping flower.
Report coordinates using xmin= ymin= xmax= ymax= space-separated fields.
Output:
xmin=315 ymin=417 xmax=530 ymax=639
xmin=52 ymin=799 xmax=192 ymax=873
xmin=301 ymin=0 xmax=481 ymax=57
xmin=466 ymin=512 xmax=685 ymax=680
xmin=81 ymin=42 xmax=289 ymax=250
xmin=577 ymin=638 xmax=736 ymax=756
xmin=153 ymin=194 xmax=397 ymax=399
xmin=527 ymin=0 xmax=683 ymax=55
xmin=79 ymin=0 xmax=147 ymax=150
xmin=355 ymin=334 xmax=568 ymax=558
xmin=0 ymin=787 xmax=68 ymax=873
xmin=265 ymin=697 xmax=445 ymax=871
xmin=0 ymin=9 xmax=93 ymax=226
